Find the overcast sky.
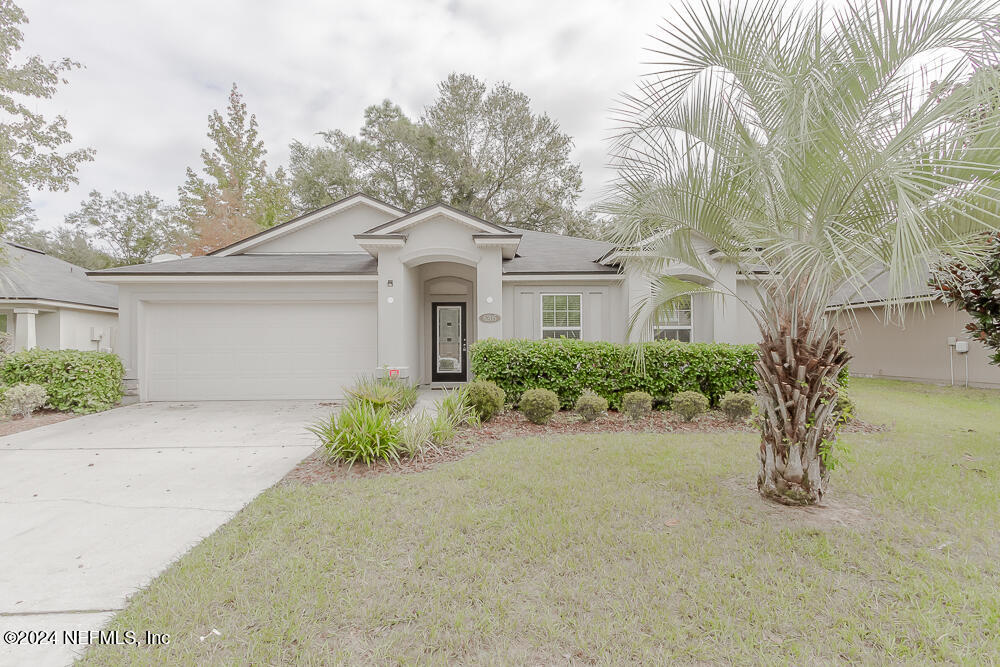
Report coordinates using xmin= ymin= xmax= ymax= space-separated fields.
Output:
xmin=18 ymin=0 xmax=673 ymax=229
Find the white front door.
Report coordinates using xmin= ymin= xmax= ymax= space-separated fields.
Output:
xmin=143 ymin=301 xmax=377 ymax=400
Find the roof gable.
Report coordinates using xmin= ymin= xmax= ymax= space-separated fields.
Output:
xmin=361 ymin=203 xmax=513 ymax=235
xmin=212 ymin=193 xmax=406 ymax=256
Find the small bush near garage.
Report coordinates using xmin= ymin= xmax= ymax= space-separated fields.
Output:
xmin=621 ymin=391 xmax=653 ymax=421
xmin=672 ymin=391 xmax=709 ymax=421
xmin=466 ymin=380 xmax=506 ymax=422
xmin=574 ymin=390 xmax=608 ymax=422
xmin=1 ymin=349 xmax=124 ymax=414
xmin=719 ymin=391 xmax=756 ymax=421
xmin=470 ymin=339 xmax=759 ymax=409
xmin=519 ymin=388 xmax=560 ymax=424
xmin=1 ymin=383 xmax=48 ymax=419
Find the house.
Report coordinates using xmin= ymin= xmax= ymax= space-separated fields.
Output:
xmin=831 ymin=270 xmax=1000 ymax=389
xmin=87 ymin=193 xmax=758 ymax=401
xmin=89 ymin=192 xmax=999 ymax=401
xmin=0 ymin=242 xmax=118 ymax=353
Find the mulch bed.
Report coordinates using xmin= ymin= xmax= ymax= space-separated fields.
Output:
xmin=283 ymin=409 xmax=888 ymax=486
xmin=0 ymin=410 xmax=77 ymax=437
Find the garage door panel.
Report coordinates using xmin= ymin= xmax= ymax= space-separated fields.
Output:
xmin=144 ymin=301 xmax=376 ymax=400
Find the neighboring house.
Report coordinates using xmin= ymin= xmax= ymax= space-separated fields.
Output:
xmin=88 ymin=192 xmax=999 ymax=400
xmin=831 ymin=271 xmax=1000 ymax=389
xmin=0 ymin=242 xmax=119 ymax=353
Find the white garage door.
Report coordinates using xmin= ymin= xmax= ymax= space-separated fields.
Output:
xmin=144 ymin=301 xmax=377 ymax=400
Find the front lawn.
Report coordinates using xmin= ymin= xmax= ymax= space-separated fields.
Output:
xmin=82 ymin=379 xmax=1000 ymax=664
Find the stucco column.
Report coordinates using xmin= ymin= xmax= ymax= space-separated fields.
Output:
xmin=376 ymin=246 xmax=410 ymax=378
xmin=475 ymin=246 xmax=503 ymax=340
xmin=13 ymin=308 xmax=38 ymax=351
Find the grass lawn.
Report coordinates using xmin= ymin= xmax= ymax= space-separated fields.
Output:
xmin=82 ymin=379 xmax=1000 ymax=664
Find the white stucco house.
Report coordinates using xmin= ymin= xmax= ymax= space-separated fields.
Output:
xmin=88 ymin=193 xmax=760 ymax=401
xmin=0 ymin=242 xmax=118 ymax=353
xmin=88 ymin=192 xmax=1000 ymax=400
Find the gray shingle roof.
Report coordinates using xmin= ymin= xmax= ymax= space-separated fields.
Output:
xmin=502 ymin=228 xmax=619 ymax=274
xmin=89 ymin=253 xmax=378 ymax=276
xmin=87 ymin=224 xmax=619 ymax=278
xmin=0 ymin=242 xmax=118 ymax=309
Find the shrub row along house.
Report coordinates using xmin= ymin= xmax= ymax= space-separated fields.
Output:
xmin=82 ymin=192 xmax=1000 ymax=401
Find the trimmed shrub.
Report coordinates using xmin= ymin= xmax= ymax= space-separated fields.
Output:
xmin=621 ymin=391 xmax=653 ymax=420
xmin=574 ymin=389 xmax=608 ymax=422
xmin=307 ymin=401 xmax=403 ymax=466
xmin=466 ymin=380 xmax=506 ymax=422
xmin=519 ymin=388 xmax=560 ymax=424
xmin=1 ymin=349 xmax=124 ymax=414
xmin=672 ymin=391 xmax=709 ymax=421
xmin=470 ymin=339 xmax=759 ymax=409
xmin=2 ymin=383 xmax=48 ymax=418
xmin=719 ymin=391 xmax=755 ymax=421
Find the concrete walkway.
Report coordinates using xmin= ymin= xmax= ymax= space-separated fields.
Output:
xmin=412 ymin=388 xmax=446 ymax=417
xmin=0 ymin=400 xmax=330 ymax=667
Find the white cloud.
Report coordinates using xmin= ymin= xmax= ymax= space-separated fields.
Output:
xmin=17 ymin=0 xmax=673 ymax=228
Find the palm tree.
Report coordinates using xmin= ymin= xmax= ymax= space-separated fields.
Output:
xmin=609 ymin=0 xmax=1000 ymax=505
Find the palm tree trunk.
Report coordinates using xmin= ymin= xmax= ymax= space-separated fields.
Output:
xmin=755 ymin=314 xmax=851 ymax=505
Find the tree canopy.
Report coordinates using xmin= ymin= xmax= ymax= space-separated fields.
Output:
xmin=65 ymin=190 xmax=180 ymax=265
xmin=290 ymin=74 xmax=594 ymax=235
xmin=0 ymin=0 xmax=93 ymax=232
xmin=177 ymin=84 xmax=294 ymax=255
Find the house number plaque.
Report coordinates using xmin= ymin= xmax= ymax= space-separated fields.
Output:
xmin=479 ymin=313 xmax=501 ymax=323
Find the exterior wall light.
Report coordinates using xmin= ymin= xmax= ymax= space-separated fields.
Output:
xmin=486 ymin=296 xmax=494 ymax=304
xmin=386 ymin=296 xmax=395 ymax=304
xmin=387 ymin=279 xmax=394 ymax=287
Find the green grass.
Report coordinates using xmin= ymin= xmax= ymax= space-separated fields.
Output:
xmin=82 ymin=379 xmax=1000 ymax=664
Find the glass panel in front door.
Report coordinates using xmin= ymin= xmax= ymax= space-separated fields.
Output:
xmin=436 ymin=306 xmax=462 ymax=374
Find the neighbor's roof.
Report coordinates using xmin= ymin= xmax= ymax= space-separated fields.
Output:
xmin=828 ymin=261 xmax=936 ymax=307
xmin=0 ymin=242 xmax=118 ymax=309
xmin=89 ymin=253 xmax=378 ymax=276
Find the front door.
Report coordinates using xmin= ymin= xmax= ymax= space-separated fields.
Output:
xmin=432 ymin=302 xmax=467 ymax=383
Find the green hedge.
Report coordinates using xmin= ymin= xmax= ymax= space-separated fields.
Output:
xmin=470 ymin=339 xmax=759 ymax=409
xmin=1 ymin=349 xmax=124 ymax=414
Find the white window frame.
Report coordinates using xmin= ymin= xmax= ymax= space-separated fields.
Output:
xmin=540 ymin=293 xmax=583 ymax=339
xmin=653 ymin=295 xmax=694 ymax=342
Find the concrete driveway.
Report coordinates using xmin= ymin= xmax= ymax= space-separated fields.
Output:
xmin=0 ymin=401 xmax=330 ymax=667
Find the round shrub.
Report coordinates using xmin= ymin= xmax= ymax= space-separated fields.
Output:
xmin=574 ymin=389 xmax=608 ymax=422
xmin=672 ymin=391 xmax=709 ymax=421
xmin=2 ymin=383 xmax=48 ymax=418
xmin=621 ymin=391 xmax=653 ymax=421
xmin=719 ymin=391 xmax=755 ymax=421
xmin=519 ymin=388 xmax=560 ymax=424
xmin=466 ymin=380 xmax=506 ymax=422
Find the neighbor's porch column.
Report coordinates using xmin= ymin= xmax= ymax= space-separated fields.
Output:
xmin=475 ymin=245 xmax=503 ymax=340
xmin=625 ymin=265 xmax=648 ymax=343
xmin=711 ymin=261 xmax=739 ymax=343
xmin=13 ymin=308 xmax=38 ymax=351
